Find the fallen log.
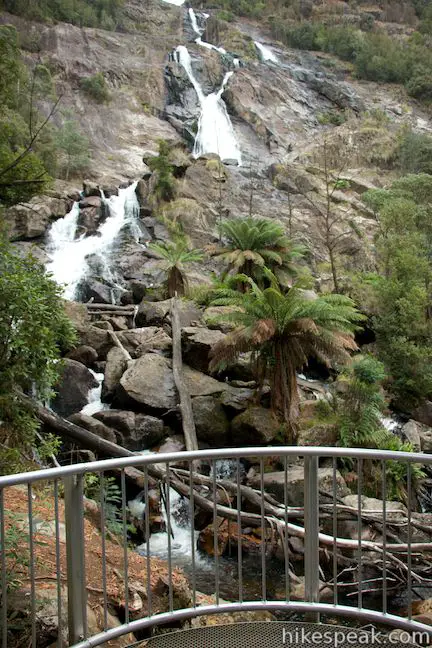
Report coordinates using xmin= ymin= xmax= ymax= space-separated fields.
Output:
xmin=86 ymin=304 xmax=135 ymax=312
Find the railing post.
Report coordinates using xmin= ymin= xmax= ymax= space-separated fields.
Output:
xmin=304 ymin=455 xmax=320 ymax=623
xmin=64 ymin=475 xmax=87 ymax=644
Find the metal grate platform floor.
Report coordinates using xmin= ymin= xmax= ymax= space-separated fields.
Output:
xmin=142 ymin=621 xmax=418 ymax=647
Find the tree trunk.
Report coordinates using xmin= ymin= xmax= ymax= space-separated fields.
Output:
xmin=171 ymin=297 xmax=199 ymax=452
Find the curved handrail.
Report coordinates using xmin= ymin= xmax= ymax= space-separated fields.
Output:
xmin=73 ymin=602 xmax=432 ymax=647
xmin=0 ymin=445 xmax=430 ymax=488
xmin=1 ymin=446 xmax=430 ymax=647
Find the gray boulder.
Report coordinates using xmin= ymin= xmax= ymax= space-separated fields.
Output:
xmin=181 ymin=327 xmax=225 ymax=374
xmin=94 ymin=410 xmax=166 ymax=450
xmin=412 ymin=401 xmax=432 ymax=428
xmin=78 ymin=325 xmax=113 ymax=359
xmin=402 ymin=419 xmax=431 ymax=453
xmin=117 ymin=327 xmax=172 ymax=358
xmin=249 ymin=466 xmax=350 ymax=506
xmin=231 ymin=407 xmax=281 ymax=445
xmin=66 ymin=345 xmax=98 ymax=367
xmin=52 ymin=360 xmax=98 ymax=417
xmin=102 ymin=347 xmax=129 ymax=402
xmin=192 ymin=396 xmax=230 ymax=446
xmin=135 ymin=299 xmax=201 ymax=328
xmin=297 ymin=424 xmax=338 ymax=447
xmin=78 ymin=279 xmax=112 ymax=305
xmin=116 ymin=354 xmax=177 ymax=412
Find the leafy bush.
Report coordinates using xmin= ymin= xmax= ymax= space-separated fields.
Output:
xmin=0 ymin=0 xmax=124 ymax=30
xmin=148 ymin=140 xmax=176 ymax=202
xmin=217 ymin=9 xmax=234 ymax=22
xmin=79 ymin=73 xmax=110 ymax=103
xmin=317 ymin=110 xmax=346 ymax=126
xmin=398 ymin=130 xmax=432 ymax=175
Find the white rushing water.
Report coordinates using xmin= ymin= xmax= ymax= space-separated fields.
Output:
xmin=81 ymin=370 xmax=108 ymax=416
xmin=161 ymin=0 xmax=185 ymax=5
xmin=136 ymin=487 xmax=208 ymax=566
xmin=254 ymin=41 xmax=278 ymax=64
xmin=47 ymin=182 xmax=140 ymax=300
xmin=188 ymin=8 xmax=226 ymax=53
xmin=175 ymin=44 xmax=242 ymax=164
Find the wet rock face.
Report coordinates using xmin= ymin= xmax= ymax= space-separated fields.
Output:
xmin=93 ymin=410 xmax=166 ymax=450
xmin=52 ymin=359 xmax=99 ymax=418
xmin=116 ymin=353 xmax=177 ymax=413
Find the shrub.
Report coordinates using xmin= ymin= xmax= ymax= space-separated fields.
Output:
xmin=398 ymin=130 xmax=432 ymax=175
xmin=79 ymin=73 xmax=110 ymax=103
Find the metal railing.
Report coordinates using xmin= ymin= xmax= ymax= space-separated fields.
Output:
xmin=1 ymin=447 xmax=432 ymax=647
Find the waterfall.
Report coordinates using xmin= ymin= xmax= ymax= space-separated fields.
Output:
xmin=188 ymin=8 xmax=226 ymax=54
xmin=255 ymin=41 xmax=278 ymax=64
xmin=175 ymin=43 xmax=241 ymax=164
xmin=46 ymin=182 xmax=140 ymax=300
xmin=81 ymin=370 xmax=107 ymax=416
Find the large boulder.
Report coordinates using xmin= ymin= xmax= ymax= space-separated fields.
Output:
xmin=412 ymin=401 xmax=432 ymax=428
xmin=135 ymin=299 xmax=201 ymax=328
xmin=117 ymin=327 xmax=172 ymax=358
xmin=102 ymin=348 xmax=129 ymax=402
xmin=94 ymin=410 xmax=166 ymax=450
xmin=116 ymin=354 xmax=177 ymax=412
xmin=66 ymin=345 xmax=98 ymax=367
xmin=68 ymin=412 xmax=117 ymax=444
xmin=183 ymin=366 xmax=231 ymax=397
xmin=402 ymin=419 xmax=431 ymax=453
xmin=192 ymin=396 xmax=230 ymax=446
xmin=5 ymin=196 xmax=69 ymax=241
xmin=181 ymin=327 xmax=226 ymax=373
xmin=297 ymin=423 xmax=338 ymax=447
xmin=231 ymin=407 xmax=281 ymax=445
xmin=78 ymin=279 xmax=112 ymax=304
xmin=52 ymin=360 xmax=98 ymax=417
xmin=77 ymin=325 xmax=113 ymax=359
xmin=249 ymin=466 xmax=350 ymax=506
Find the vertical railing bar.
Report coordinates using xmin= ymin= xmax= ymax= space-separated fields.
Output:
xmin=166 ymin=463 xmax=173 ymax=613
xmin=28 ymin=483 xmax=37 ymax=648
xmin=284 ymin=456 xmax=289 ymax=602
xmin=332 ymin=457 xmax=338 ymax=607
xmin=99 ymin=472 xmax=108 ymax=631
xmin=304 ymin=455 xmax=320 ymax=623
xmin=121 ymin=470 xmax=129 ymax=626
xmin=1 ymin=489 xmax=8 ymax=648
xmin=64 ymin=475 xmax=87 ymax=643
xmin=189 ymin=460 xmax=196 ymax=608
xmin=382 ymin=461 xmax=387 ymax=616
xmin=144 ymin=466 xmax=152 ymax=618
xmin=236 ymin=459 xmax=243 ymax=604
xmin=212 ymin=460 xmax=220 ymax=606
xmin=54 ymin=480 xmax=62 ymax=648
xmin=407 ymin=462 xmax=413 ymax=621
xmin=260 ymin=458 xmax=266 ymax=602
xmin=357 ymin=458 xmax=363 ymax=610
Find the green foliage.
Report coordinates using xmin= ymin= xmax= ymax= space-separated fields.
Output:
xmin=0 ymin=26 xmax=54 ymax=205
xmin=2 ymin=513 xmax=31 ymax=593
xmin=317 ymin=110 xmax=346 ymax=126
xmin=149 ymin=238 xmax=203 ymax=298
xmin=211 ymin=217 xmax=305 ymax=289
xmin=209 ymin=276 xmax=363 ymax=431
xmin=0 ymin=231 xmax=76 ymax=474
xmin=268 ymin=18 xmax=432 ymax=101
xmin=54 ymin=117 xmax=91 ymax=180
xmin=360 ymin=176 xmax=432 ymax=409
xmin=84 ymin=474 xmax=127 ymax=536
xmin=397 ymin=130 xmax=432 ymax=175
xmin=217 ymin=9 xmax=234 ymax=22
xmin=148 ymin=140 xmax=176 ymax=203
xmin=80 ymin=73 xmax=111 ymax=103
xmin=337 ymin=356 xmax=388 ymax=448
xmin=0 ymin=0 xmax=124 ymax=30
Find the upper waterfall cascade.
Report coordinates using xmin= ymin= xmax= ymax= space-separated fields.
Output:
xmin=175 ymin=9 xmax=242 ymax=165
xmin=47 ymin=182 xmax=140 ymax=300
xmin=254 ymin=41 xmax=279 ymax=63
